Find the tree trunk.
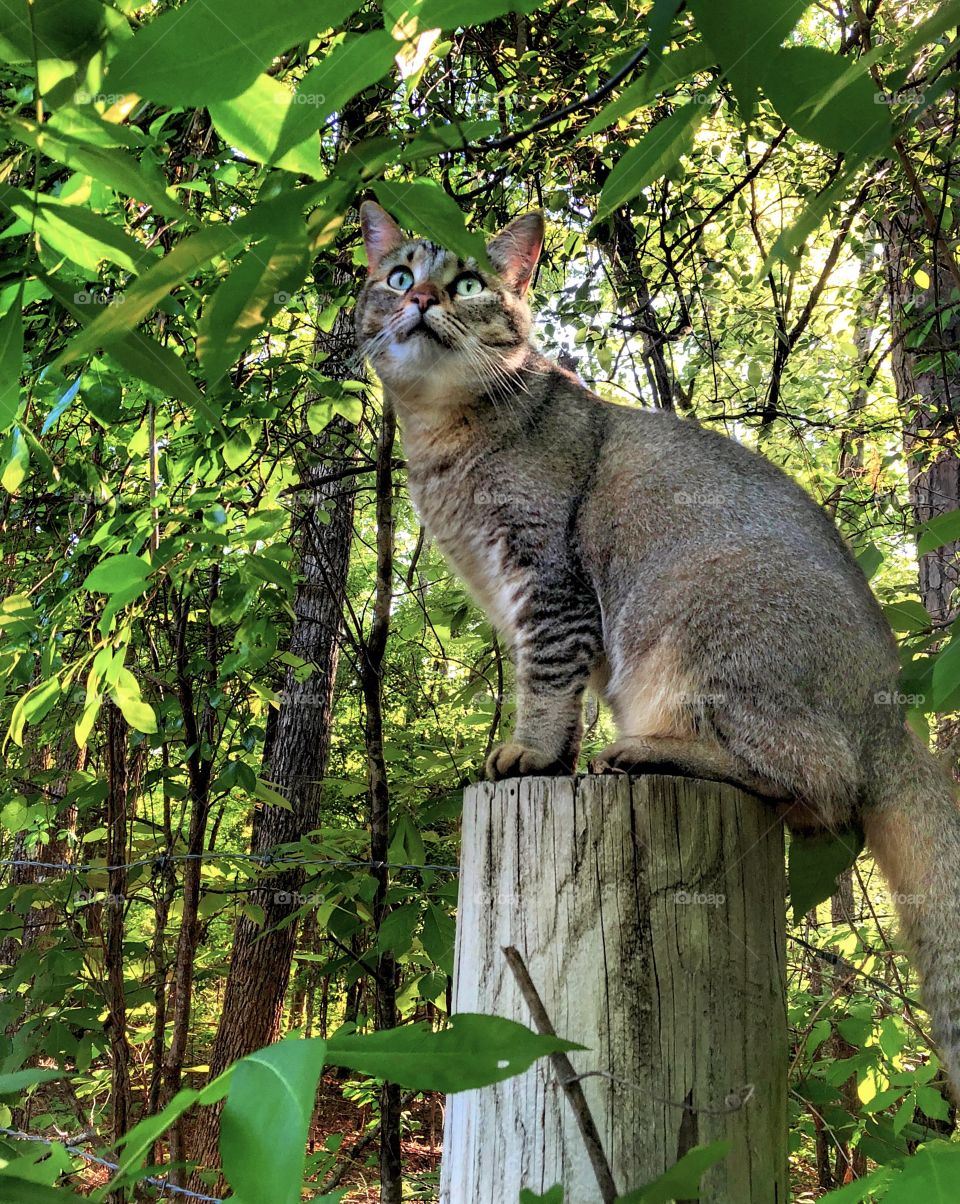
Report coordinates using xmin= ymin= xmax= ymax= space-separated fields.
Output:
xmin=883 ymin=207 xmax=960 ymax=629
xmin=190 ymin=311 xmax=358 ymax=1174
xmin=360 ymin=405 xmax=402 ymax=1203
xmin=104 ymin=703 xmax=133 ymax=1152
xmin=441 ymin=775 xmax=787 ymax=1203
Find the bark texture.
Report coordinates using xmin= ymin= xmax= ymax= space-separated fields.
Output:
xmin=441 ymin=774 xmax=788 ymax=1203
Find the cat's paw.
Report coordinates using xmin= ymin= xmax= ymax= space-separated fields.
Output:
xmin=590 ymin=740 xmax=660 ymax=776
xmin=485 ymin=743 xmax=561 ymax=781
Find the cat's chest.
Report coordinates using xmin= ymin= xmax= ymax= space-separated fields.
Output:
xmin=408 ymin=465 xmax=532 ymax=641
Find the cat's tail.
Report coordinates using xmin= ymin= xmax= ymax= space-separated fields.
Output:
xmin=862 ymin=729 xmax=960 ymax=1098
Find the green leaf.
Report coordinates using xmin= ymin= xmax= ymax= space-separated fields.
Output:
xmin=595 ymin=101 xmax=707 ymax=221
xmin=917 ymin=510 xmax=960 ymax=556
xmin=20 ymin=677 xmax=60 ymax=726
xmin=222 ymin=430 xmax=254 ymax=470
xmin=74 ymin=693 xmax=102 ymax=750
xmin=421 ymin=901 xmax=455 ymax=976
xmin=854 ymin=542 xmax=883 ymax=581
xmin=101 ymin=1073 xmax=233 ymax=1196
xmin=932 ymin=634 xmax=960 ymax=709
xmin=894 ymin=0 xmax=960 ymax=71
xmin=54 ymin=185 xmax=330 ymax=368
xmin=0 ymin=1068 xmax=65 ymax=1095
xmin=414 ymin=0 xmax=546 ymax=25
xmin=104 ymin=331 xmax=216 ymax=421
xmin=788 ymin=828 xmax=864 ymax=922
xmin=334 ymin=396 xmax=362 ymax=424
xmin=520 ymin=1189 xmax=563 ymax=1204
xmin=0 ymin=285 xmax=23 ymax=432
xmin=325 ymin=1013 xmax=582 ymax=1092
xmin=306 ymin=400 xmax=335 ymax=435
xmin=881 ymin=1140 xmax=960 ymax=1203
xmin=582 ymin=44 xmax=716 ymax=137
xmin=689 ymin=0 xmax=809 ymax=117
xmin=105 ymin=0 xmax=364 ymax=106
xmin=273 ymin=31 xmax=399 ymax=158
xmin=254 ymin=778 xmax=292 ymax=810
xmin=82 ymin=554 xmax=151 ymax=595
xmin=0 ymin=0 xmax=104 ymax=66
xmin=762 ymin=47 xmax=891 ymax=157
xmin=36 ymin=269 xmax=219 ymax=422
xmin=762 ymin=161 xmax=861 ymax=271
xmin=616 ymin=1141 xmax=732 ymax=1202
xmin=883 ymin=599 xmax=931 ymax=634
xmin=54 ymin=224 xmax=239 ymax=365
xmin=820 ymin=1167 xmax=895 ymax=1202
xmin=374 ymin=180 xmax=490 ymax=267
xmin=110 ymin=687 xmax=157 ymax=736
xmin=41 ymin=376 xmax=81 ymax=435
xmin=0 ymin=185 xmax=157 ymax=276
xmin=197 ymin=232 xmax=311 ymax=384
xmin=6 ymin=118 xmax=186 ymax=223
xmin=220 ymin=1036 xmax=328 ymax=1204
xmin=209 ymin=74 xmax=323 ymax=177
xmin=376 ymin=903 xmax=421 ymax=958
xmin=0 ymin=427 xmax=28 ymax=494
xmin=0 ymin=1180 xmax=85 ymax=1204
xmin=46 ymin=104 xmax=148 ymax=149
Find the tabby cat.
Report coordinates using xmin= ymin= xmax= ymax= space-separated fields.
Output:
xmin=355 ymin=199 xmax=960 ymax=1096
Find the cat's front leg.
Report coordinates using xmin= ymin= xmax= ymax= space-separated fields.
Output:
xmin=485 ymin=588 xmax=601 ymax=780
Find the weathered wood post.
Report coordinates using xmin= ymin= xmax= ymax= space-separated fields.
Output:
xmin=440 ymin=774 xmax=787 ymax=1203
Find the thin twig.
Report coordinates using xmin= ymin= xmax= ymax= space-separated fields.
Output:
xmin=474 ymin=5 xmax=687 ymax=156
xmin=502 ymin=945 xmax=619 ymax=1203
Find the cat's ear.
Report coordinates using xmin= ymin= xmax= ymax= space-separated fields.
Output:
xmin=487 ymin=212 xmax=544 ymax=296
xmin=360 ymin=201 xmax=404 ymax=273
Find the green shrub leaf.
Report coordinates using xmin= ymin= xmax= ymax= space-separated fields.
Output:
xmin=326 ymin=1013 xmax=582 ymax=1092
xmin=105 ymin=0 xmax=364 ymax=106
xmin=220 ymin=1035 xmax=328 ymax=1204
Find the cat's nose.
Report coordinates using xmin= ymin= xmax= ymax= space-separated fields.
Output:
xmin=407 ymin=282 xmax=441 ymax=311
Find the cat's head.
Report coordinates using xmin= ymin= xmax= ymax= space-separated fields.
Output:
xmin=354 ymin=201 xmax=543 ymax=409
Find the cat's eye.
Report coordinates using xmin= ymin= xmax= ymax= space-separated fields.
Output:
xmin=453 ymin=273 xmax=484 ymax=297
xmin=386 ymin=266 xmax=414 ymax=291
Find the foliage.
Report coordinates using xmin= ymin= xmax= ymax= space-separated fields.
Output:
xmin=0 ymin=0 xmax=958 ymax=1198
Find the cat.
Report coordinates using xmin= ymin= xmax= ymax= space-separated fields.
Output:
xmin=355 ymin=199 xmax=960 ymax=1097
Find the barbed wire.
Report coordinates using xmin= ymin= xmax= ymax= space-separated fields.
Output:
xmin=1 ymin=855 xmax=918 ymax=1012
xmin=0 ymin=851 xmax=459 ymax=875
xmin=0 ymin=1125 xmax=222 ymax=1202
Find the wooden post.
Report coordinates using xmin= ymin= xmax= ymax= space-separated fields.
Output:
xmin=440 ymin=775 xmax=787 ymax=1203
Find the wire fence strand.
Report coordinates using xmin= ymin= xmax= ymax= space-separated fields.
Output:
xmin=0 ymin=851 xmax=459 ymax=875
